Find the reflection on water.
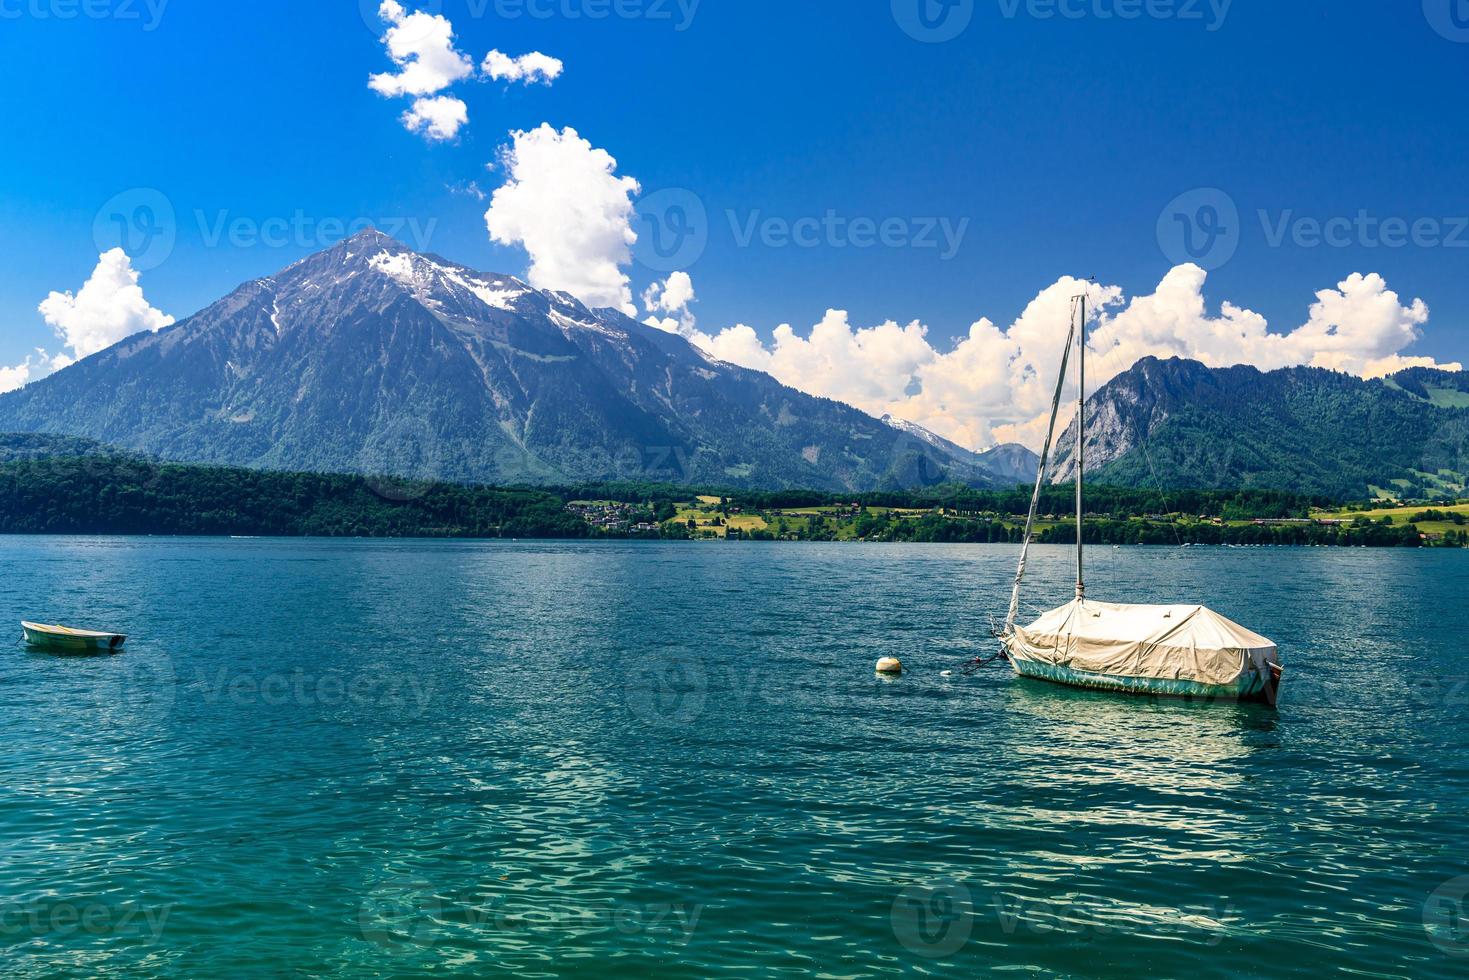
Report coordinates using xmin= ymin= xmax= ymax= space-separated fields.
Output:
xmin=0 ymin=538 xmax=1466 ymax=977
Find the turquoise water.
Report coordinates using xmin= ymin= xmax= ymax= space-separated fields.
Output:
xmin=1 ymin=537 xmax=1467 ymax=978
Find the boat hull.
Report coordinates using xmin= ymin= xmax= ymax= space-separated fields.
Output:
xmin=22 ymin=622 xmax=126 ymax=654
xmin=1008 ymin=653 xmax=1280 ymax=705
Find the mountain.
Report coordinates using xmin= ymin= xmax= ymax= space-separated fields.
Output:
xmin=882 ymin=415 xmax=1038 ymax=483
xmin=973 ymin=442 xmax=1043 ymax=485
xmin=1052 ymin=356 xmax=1469 ymax=500
xmin=0 ymin=230 xmax=1019 ymax=491
xmin=0 ymin=432 xmax=129 ymax=464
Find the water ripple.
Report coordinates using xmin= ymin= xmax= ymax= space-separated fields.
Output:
xmin=0 ymin=539 xmax=1465 ymax=977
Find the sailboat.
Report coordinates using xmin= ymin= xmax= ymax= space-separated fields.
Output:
xmin=998 ymin=293 xmax=1283 ymax=704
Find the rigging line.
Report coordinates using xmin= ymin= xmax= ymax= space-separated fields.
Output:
xmin=1003 ymin=295 xmax=1080 ymax=637
xmin=1139 ymin=435 xmax=1185 ymax=548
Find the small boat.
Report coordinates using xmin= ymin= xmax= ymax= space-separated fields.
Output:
xmin=997 ymin=292 xmax=1282 ymax=705
xmin=21 ymin=621 xmax=127 ymax=654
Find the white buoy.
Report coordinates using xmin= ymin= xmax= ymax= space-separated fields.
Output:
xmin=875 ymin=657 xmax=903 ymax=675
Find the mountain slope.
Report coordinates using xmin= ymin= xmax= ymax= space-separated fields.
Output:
xmin=1052 ymin=357 xmax=1469 ymax=500
xmin=882 ymin=415 xmax=1038 ymax=484
xmin=0 ymin=230 xmax=1015 ymax=491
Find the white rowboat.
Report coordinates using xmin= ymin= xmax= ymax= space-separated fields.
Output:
xmin=22 ymin=621 xmax=127 ymax=654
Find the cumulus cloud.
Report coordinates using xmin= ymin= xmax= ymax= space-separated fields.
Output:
xmin=484 ymin=124 xmax=641 ymax=313
xmin=369 ymin=1 xmax=474 ymax=98
xmin=39 ymin=249 xmax=175 ymax=360
xmin=674 ymin=266 xmax=1457 ymax=451
xmin=401 ymin=95 xmax=468 ymax=141
xmin=368 ymin=3 xmax=563 ymax=140
xmin=645 ymin=271 xmax=696 ymax=313
xmin=0 ymin=249 xmax=174 ymax=393
xmin=369 ymin=1 xmax=475 ymax=141
xmin=483 ymin=50 xmax=564 ymax=85
xmin=642 ymin=271 xmax=698 ymax=334
xmin=1081 ymin=267 xmax=1436 ymax=382
xmin=0 ymin=352 xmax=51 ymax=395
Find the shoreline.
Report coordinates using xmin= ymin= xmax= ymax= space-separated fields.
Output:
xmin=0 ymin=531 xmax=1461 ymax=551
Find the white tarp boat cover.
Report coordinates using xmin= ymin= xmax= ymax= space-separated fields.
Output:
xmin=1009 ymin=600 xmax=1279 ymax=686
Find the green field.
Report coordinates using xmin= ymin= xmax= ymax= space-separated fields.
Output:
xmin=670 ymin=502 xmax=770 ymax=538
xmin=1316 ymin=500 xmax=1469 ymax=538
xmin=1425 ymin=386 xmax=1469 ymax=409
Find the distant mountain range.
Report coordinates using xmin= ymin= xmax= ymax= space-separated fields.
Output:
xmin=8 ymin=230 xmax=1458 ymax=501
xmin=0 ymin=230 xmax=1034 ymax=491
xmin=1052 ymin=356 xmax=1469 ymax=500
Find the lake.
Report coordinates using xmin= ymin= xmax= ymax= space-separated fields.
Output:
xmin=1 ymin=537 xmax=1466 ymax=977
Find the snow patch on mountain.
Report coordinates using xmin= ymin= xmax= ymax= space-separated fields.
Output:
xmin=368 ymin=248 xmax=527 ymax=313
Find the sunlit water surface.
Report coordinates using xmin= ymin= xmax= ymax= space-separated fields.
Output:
xmin=1 ymin=538 xmax=1466 ymax=977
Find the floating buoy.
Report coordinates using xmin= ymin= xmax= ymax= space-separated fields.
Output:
xmin=940 ymin=670 xmax=953 ymax=677
xmin=875 ymin=657 xmax=903 ymax=675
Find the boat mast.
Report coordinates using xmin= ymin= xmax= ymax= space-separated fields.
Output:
xmin=1075 ymin=293 xmax=1085 ymax=602
xmin=1001 ymin=299 xmax=1078 ymax=637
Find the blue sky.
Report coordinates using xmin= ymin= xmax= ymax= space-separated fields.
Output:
xmin=2 ymin=0 xmax=1467 ymax=428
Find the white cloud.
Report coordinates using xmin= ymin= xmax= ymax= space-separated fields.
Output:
xmin=0 ymin=351 xmax=49 ymax=395
xmin=676 ymin=266 xmax=1458 ymax=451
xmin=401 ymin=95 xmax=468 ymax=141
xmin=2 ymin=249 xmax=174 ymax=393
xmin=368 ymin=3 xmax=563 ymax=141
xmin=369 ymin=1 xmax=476 ymax=141
xmin=644 ymin=271 xmax=695 ymax=314
xmin=483 ymin=50 xmax=564 ymax=85
xmin=642 ymin=271 xmax=699 ymax=335
xmin=369 ymin=1 xmax=474 ymax=98
xmin=1084 ymin=267 xmax=1443 ymax=381
xmin=484 ymin=124 xmax=641 ymax=313
xmin=39 ymin=249 xmax=174 ymax=361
